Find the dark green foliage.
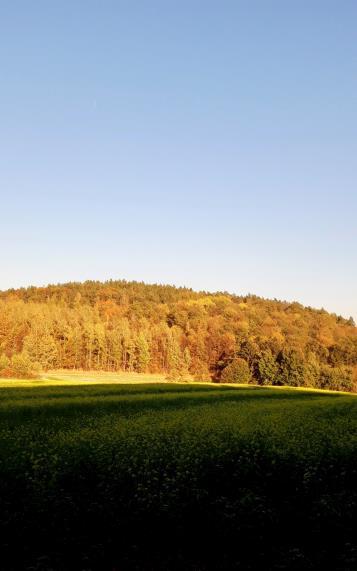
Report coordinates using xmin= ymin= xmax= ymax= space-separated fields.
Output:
xmin=319 ymin=364 xmax=354 ymax=392
xmin=135 ymin=333 xmax=151 ymax=372
xmin=221 ymin=357 xmax=252 ymax=383
xmin=303 ymin=352 xmax=321 ymax=387
xmin=0 ymin=383 xmax=356 ymax=570
xmin=329 ymin=337 xmax=357 ymax=366
xmin=277 ymin=349 xmax=306 ymax=387
xmin=257 ymin=349 xmax=279 ymax=385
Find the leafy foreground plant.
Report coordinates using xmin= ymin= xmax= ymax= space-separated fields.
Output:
xmin=0 ymin=383 xmax=357 ymax=570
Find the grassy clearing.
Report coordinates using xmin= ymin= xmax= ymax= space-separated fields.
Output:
xmin=1 ymin=381 xmax=357 ymax=570
xmin=46 ymin=369 xmax=168 ymax=383
xmin=0 ymin=370 xmax=167 ymax=388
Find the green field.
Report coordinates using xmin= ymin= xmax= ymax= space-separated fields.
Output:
xmin=1 ymin=381 xmax=357 ymax=570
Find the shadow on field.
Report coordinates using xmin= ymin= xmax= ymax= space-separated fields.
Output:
xmin=0 ymin=383 xmax=346 ymax=422
xmin=0 ymin=383 xmax=356 ymax=570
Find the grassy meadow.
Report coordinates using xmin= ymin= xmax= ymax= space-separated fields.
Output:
xmin=1 ymin=378 xmax=357 ymax=570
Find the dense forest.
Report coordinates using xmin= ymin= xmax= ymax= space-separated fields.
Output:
xmin=0 ymin=280 xmax=356 ymax=391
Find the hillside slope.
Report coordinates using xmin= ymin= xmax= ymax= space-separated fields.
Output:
xmin=0 ymin=280 xmax=356 ymax=390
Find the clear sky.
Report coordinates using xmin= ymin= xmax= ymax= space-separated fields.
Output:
xmin=1 ymin=1 xmax=356 ymax=319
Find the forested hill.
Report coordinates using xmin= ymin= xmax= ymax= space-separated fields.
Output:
xmin=0 ymin=280 xmax=356 ymax=391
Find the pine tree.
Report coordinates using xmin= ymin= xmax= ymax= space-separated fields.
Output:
xmin=135 ymin=333 xmax=150 ymax=372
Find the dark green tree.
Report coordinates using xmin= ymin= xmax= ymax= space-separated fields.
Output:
xmin=277 ymin=350 xmax=305 ymax=387
xmin=221 ymin=358 xmax=252 ymax=384
xmin=257 ymin=350 xmax=279 ymax=385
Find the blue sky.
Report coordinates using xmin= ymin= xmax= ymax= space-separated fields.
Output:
xmin=1 ymin=1 xmax=356 ymax=319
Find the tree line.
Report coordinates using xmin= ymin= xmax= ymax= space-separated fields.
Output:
xmin=0 ymin=280 xmax=356 ymax=391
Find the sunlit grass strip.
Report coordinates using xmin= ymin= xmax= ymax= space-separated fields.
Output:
xmin=0 ymin=374 xmax=356 ymax=395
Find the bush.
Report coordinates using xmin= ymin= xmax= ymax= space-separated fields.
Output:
xmin=318 ymin=364 xmax=353 ymax=392
xmin=193 ymin=362 xmax=211 ymax=382
xmin=10 ymin=352 xmax=40 ymax=379
xmin=221 ymin=358 xmax=252 ymax=384
xmin=0 ymin=354 xmax=10 ymax=374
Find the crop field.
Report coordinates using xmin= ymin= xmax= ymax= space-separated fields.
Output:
xmin=1 ymin=381 xmax=357 ymax=570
